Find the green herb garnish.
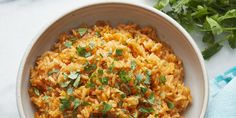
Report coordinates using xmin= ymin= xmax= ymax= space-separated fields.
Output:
xmin=118 ymin=70 xmax=131 ymax=83
xmin=102 ymin=102 xmax=112 ymax=113
xmin=48 ymin=69 xmax=59 ymax=76
xmin=95 ymin=31 xmax=101 ymax=37
xmin=68 ymin=72 xmax=79 ymax=80
xmin=100 ymin=77 xmax=109 ymax=85
xmin=98 ymin=69 xmax=104 ymax=75
xmin=33 ymin=87 xmax=40 ymax=96
xmin=64 ymin=41 xmax=72 ymax=48
xmin=140 ymin=86 xmax=147 ymax=93
xmin=76 ymin=46 xmax=91 ymax=57
xmin=131 ymin=60 xmax=136 ymax=70
xmin=147 ymin=92 xmax=155 ymax=105
xmin=144 ymin=70 xmax=151 ymax=84
xmin=86 ymin=81 xmax=95 ymax=88
xmin=136 ymin=74 xmax=143 ymax=82
xmin=107 ymin=62 xmax=115 ymax=73
xmin=84 ymin=63 xmax=97 ymax=73
xmin=115 ymin=49 xmax=123 ymax=56
xmin=73 ymin=74 xmax=81 ymax=88
xmin=59 ymin=97 xmax=70 ymax=111
xmin=81 ymin=101 xmax=91 ymax=106
xmin=60 ymin=81 xmax=71 ymax=88
xmin=138 ymin=107 xmax=154 ymax=113
xmin=67 ymin=87 xmax=73 ymax=95
xmin=77 ymin=28 xmax=87 ymax=36
xmin=73 ymin=98 xmax=81 ymax=110
xmin=155 ymin=0 xmax=236 ymax=59
xmin=167 ymin=101 xmax=175 ymax=109
xmin=160 ymin=75 xmax=166 ymax=84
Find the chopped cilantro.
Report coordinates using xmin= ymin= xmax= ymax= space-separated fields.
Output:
xmin=59 ymin=97 xmax=70 ymax=111
xmin=67 ymin=87 xmax=73 ymax=95
xmin=48 ymin=69 xmax=59 ymax=76
xmin=68 ymin=72 xmax=79 ymax=80
xmin=167 ymin=101 xmax=175 ymax=109
xmin=73 ymin=98 xmax=81 ymax=110
xmin=140 ymin=86 xmax=147 ymax=93
xmin=136 ymin=74 xmax=143 ymax=82
xmin=147 ymin=92 xmax=155 ymax=105
xmin=160 ymin=75 xmax=166 ymax=84
xmin=102 ymin=102 xmax=112 ymax=113
xmin=98 ymin=85 xmax=104 ymax=90
xmin=84 ymin=64 xmax=97 ymax=73
xmin=100 ymin=77 xmax=109 ymax=85
xmin=138 ymin=107 xmax=154 ymax=113
xmin=64 ymin=41 xmax=72 ymax=48
xmin=60 ymin=81 xmax=71 ymax=88
xmin=107 ymin=62 xmax=114 ymax=73
xmin=144 ymin=70 xmax=151 ymax=84
xmin=86 ymin=81 xmax=95 ymax=88
xmin=81 ymin=101 xmax=91 ymax=106
xmin=33 ymin=87 xmax=40 ymax=96
xmin=95 ymin=31 xmax=101 ymax=37
xmin=73 ymin=74 xmax=81 ymax=88
xmin=98 ymin=69 xmax=103 ymax=75
xmin=99 ymin=53 xmax=104 ymax=58
xmin=118 ymin=70 xmax=131 ymax=83
xmin=131 ymin=60 xmax=136 ymax=70
xmin=76 ymin=46 xmax=91 ymax=57
xmin=77 ymin=28 xmax=87 ymax=36
xmin=115 ymin=49 xmax=123 ymax=56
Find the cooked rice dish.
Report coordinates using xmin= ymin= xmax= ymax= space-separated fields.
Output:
xmin=29 ymin=22 xmax=192 ymax=118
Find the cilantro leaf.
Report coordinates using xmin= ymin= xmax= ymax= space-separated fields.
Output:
xmin=202 ymin=43 xmax=223 ymax=59
xmin=102 ymin=102 xmax=112 ymax=113
xmin=48 ymin=69 xmax=59 ymax=76
xmin=33 ymin=87 xmax=40 ymax=96
xmin=138 ymin=107 xmax=154 ymax=113
xmin=227 ymin=31 xmax=236 ymax=49
xmin=144 ymin=70 xmax=151 ymax=85
xmin=59 ymin=97 xmax=70 ymax=111
xmin=73 ymin=74 xmax=81 ymax=88
xmin=84 ymin=63 xmax=97 ymax=73
xmin=147 ymin=92 xmax=155 ymax=104
xmin=64 ymin=41 xmax=72 ymax=48
xmin=100 ymin=77 xmax=109 ymax=85
xmin=167 ymin=101 xmax=175 ymax=109
xmin=76 ymin=46 xmax=91 ymax=58
xmin=73 ymin=98 xmax=81 ymax=110
xmin=68 ymin=72 xmax=79 ymax=80
xmin=160 ymin=75 xmax=166 ymax=84
xmin=60 ymin=81 xmax=71 ymax=88
xmin=206 ymin=17 xmax=223 ymax=35
xmin=67 ymin=87 xmax=73 ymax=95
xmin=154 ymin=0 xmax=169 ymax=10
xmin=131 ymin=60 xmax=136 ymax=70
xmin=98 ymin=69 xmax=104 ymax=75
xmin=77 ymin=28 xmax=87 ymax=36
xmin=115 ymin=49 xmax=123 ymax=56
xmin=136 ymin=74 xmax=143 ymax=82
xmin=118 ymin=70 xmax=131 ymax=83
xmin=202 ymin=31 xmax=215 ymax=45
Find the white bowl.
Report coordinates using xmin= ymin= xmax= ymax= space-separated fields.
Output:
xmin=16 ymin=2 xmax=208 ymax=118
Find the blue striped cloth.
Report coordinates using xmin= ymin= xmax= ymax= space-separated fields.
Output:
xmin=206 ymin=66 xmax=236 ymax=118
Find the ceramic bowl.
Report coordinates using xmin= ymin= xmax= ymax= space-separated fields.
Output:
xmin=16 ymin=2 xmax=208 ymax=118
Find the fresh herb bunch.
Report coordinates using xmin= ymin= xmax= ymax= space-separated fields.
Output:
xmin=154 ymin=0 xmax=236 ymax=59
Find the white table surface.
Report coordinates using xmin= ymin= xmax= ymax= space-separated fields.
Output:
xmin=0 ymin=0 xmax=235 ymax=117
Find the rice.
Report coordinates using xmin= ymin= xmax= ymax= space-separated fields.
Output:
xmin=29 ymin=22 xmax=192 ymax=118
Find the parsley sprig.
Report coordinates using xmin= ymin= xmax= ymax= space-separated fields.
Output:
xmin=155 ymin=0 xmax=236 ymax=59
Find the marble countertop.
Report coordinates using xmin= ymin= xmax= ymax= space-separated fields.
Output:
xmin=0 ymin=0 xmax=235 ymax=117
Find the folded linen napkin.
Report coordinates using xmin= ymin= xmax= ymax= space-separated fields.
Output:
xmin=206 ymin=67 xmax=236 ymax=118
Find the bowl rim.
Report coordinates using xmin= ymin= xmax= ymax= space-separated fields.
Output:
xmin=16 ymin=1 xmax=209 ymax=118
